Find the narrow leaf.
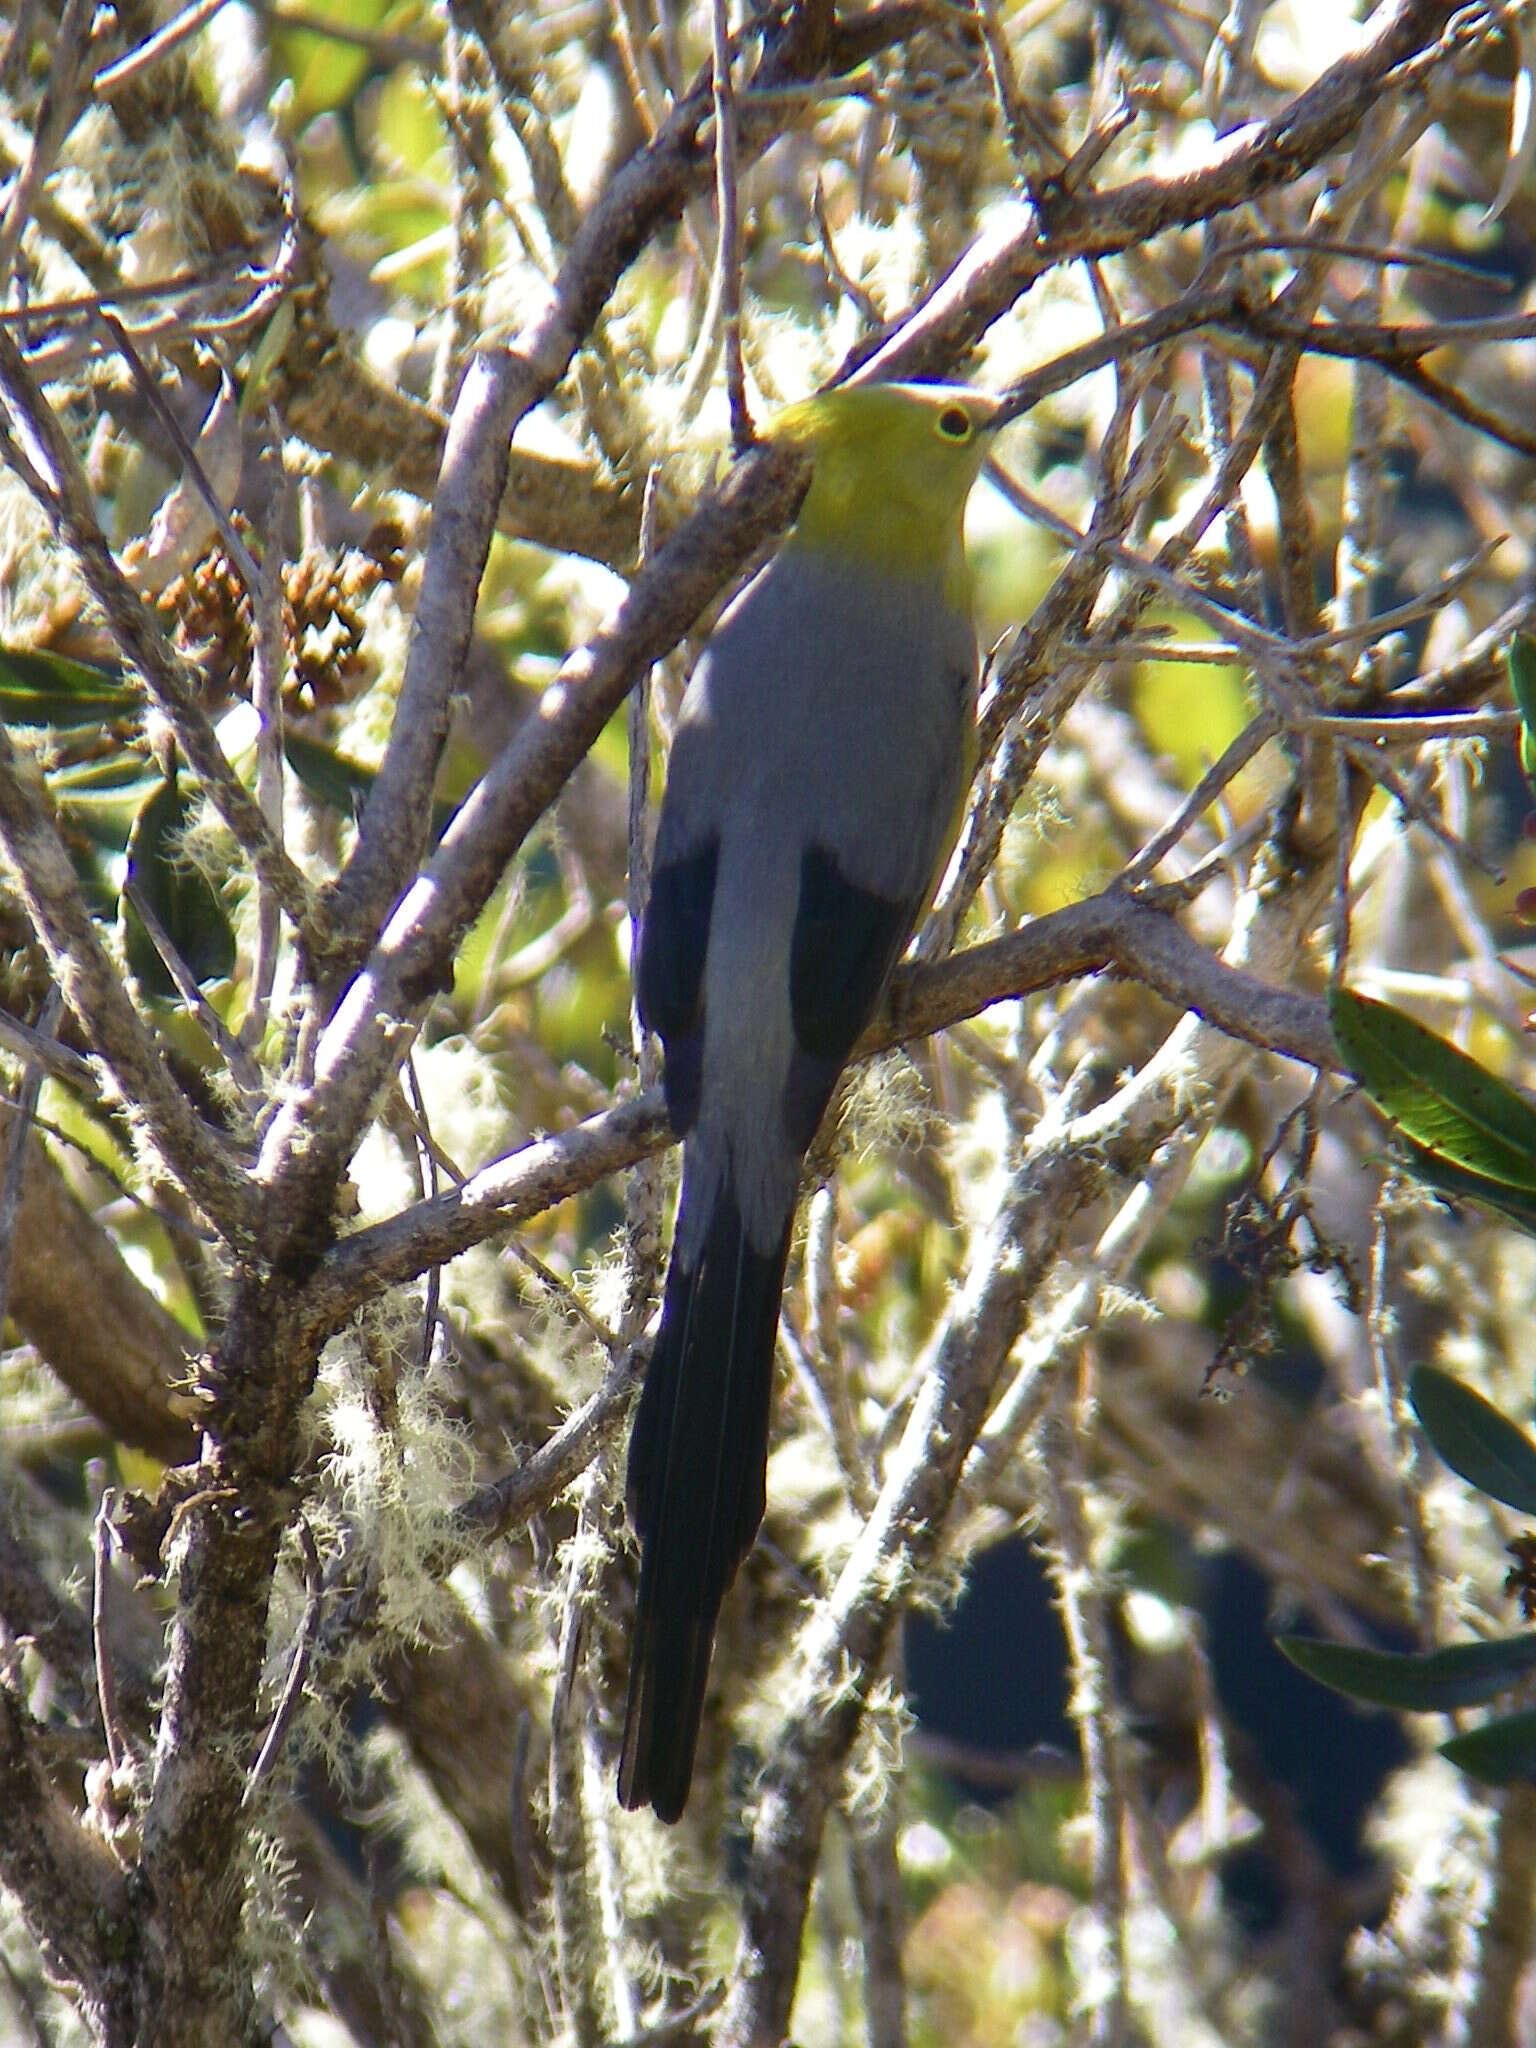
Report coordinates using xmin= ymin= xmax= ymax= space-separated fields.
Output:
xmin=51 ymin=764 xmax=164 ymax=852
xmin=1399 ymin=1137 xmax=1536 ymax=1238
xmin=283 ymin=731 xmax=455 ymax=840
xmin=1409 ymin=1364 xmax=1536 ymax=1513
xmin=121 ymin=777 xmax=236 ymax=996
xmin=1510 ymin=632 xmax=1536 ymax=729
xmin=1440 ymin=1708 xmax=1536 ymax=1785
xmin=1511 ymin=634 xmax=1536 ymax=792
xmin=282 ymin=731 xmax=372 ymax=819
xmin=1477 ymin=21 xmax=1535 ymax=230
xmin=48 ymin=750 xmax=160 ymax=796
xmin=0 ymin=647 xmax=136 ymax=726
xmin=1278 ymin=1630 xmax=1536 ymax=1711
xmin=1329 ymin=987 xmax=1536 ymax=1192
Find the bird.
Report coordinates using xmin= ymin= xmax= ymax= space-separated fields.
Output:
xmin=618 ymin=381 xmax=1002 ymax=1822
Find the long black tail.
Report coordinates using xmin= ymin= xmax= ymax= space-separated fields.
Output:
xmin=618 ymin=1167 xmax=792 ymax=1822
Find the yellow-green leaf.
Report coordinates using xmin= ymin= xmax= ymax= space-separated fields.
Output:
xmin=1330 ymin=987 xmax=1536 ymax=1192
xmin=1510 ymin=634 xmax=1536 ymax=793
xmin=0 ymin=646 xmax=136 ymax=726
xmin=1399 ymin=1137 xmax=1536 ymax=1237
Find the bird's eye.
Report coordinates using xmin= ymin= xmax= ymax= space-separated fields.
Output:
xmin=937 ymin=405 xmax=972 ymax=440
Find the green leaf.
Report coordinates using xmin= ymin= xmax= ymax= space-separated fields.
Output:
xmin=1410 ymin=1364 xmax=1536 ymax=1513
xmin=282 ymin=731 xmax=373 ymax=819
xmin=1278 ymin=1630 xmax=1536 ymax=1710
xmin=0 ymin=647 xmax=136 ymax=726
xmin=1440 ymin=1708 xmax=1536 ymax=1785
xmin=282 ymin=731 xmax=455 ymax=840
xmin=271 ymin=0 xmax=388 ymax=120
xmin=1329 ymin=987 xmax=1536 ymax=1192
xmin=48 ymin=751 xmax=158 ymax=796
xmin=121 ymin=776 xmax=236 ymax=996
xmin=372 ymin=70 xmax=449 ymax=180
xmin=44 ymin=748 xmax=159 ymax=915
xmin=50 ymin=756 xmax=162 ymax=853
xmin=1398 ymin=1137 xmax=1536 ymax=1237
xmin=1510 ymin=636 xmax=1536 ymax=789
xmin=1509 ymin=632 xmax=1536 ymax=725
xmin=1131 ymin=611 xmax=1250 ymax=791
xmin=242 ymin=299 xmax=295 ymax=410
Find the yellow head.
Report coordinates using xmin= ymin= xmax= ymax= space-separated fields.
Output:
xmin=763 ymin=382 xmax=1000 ymax=601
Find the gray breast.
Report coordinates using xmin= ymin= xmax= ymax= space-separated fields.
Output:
xmin=670 ymin=546 xmax=976 ymax=904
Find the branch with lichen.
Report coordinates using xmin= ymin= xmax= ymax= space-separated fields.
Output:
xmin=0 ymin=0 xmax=1524 ymax=2034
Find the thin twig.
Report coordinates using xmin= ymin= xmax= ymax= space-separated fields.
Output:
xmin=1212 ymin=229 xmax=1519 ymax=283
xmin=122 ymin=881 xmax=265 ymax=1101
xmin=99 ymin=325 xmax=261 ymax=592
xmin=402 ymin=1057 xmax=442 ymax=1378
xmin=429 ymin=22 xmax=490 ymax=409
xmin=846 ymin=1786 xmax=907 ymax=2048
xmin=92 ymin=0 xmax=234 ymax=94
xmin=1304 ymin=709 xmax=1520 ymax=740
xmin=623 ymin=468 xmax=667 ymax=1337
xmin=0 ymin=0 xmax=41 ymax=96
xmin=797 ymin=1183 xmax=875 ymax=1515
xmin=1369 ymin=1197 xmax=1437 ymax=1643
xmin=585 ymin=1724 xmax=640 ymax=2038
xmin=1057 ymin=633 xmax=1247 ymax=665
xmin=457 ymin=1344 xmax=641 ymax=1544
xmin=92 ymin=1491 xmax=130 ymax=1776
xmin=973 ymin=0 xmax=1033 ymax=167
xmin=709 ymin=0 xmax=751 ymax=449
xmin=0 ymin=986 xmax=61 ymax=1340
xmin=0 ymin=0 xmax=95 ymax=282
xmin=244 ymin=1518 xmax=323 ymax=1801
xmin=242 ymin=428 xmax=288 ymax=1053
xmin=1120 ymin=714 xmax=1280 ymax=887
xmin=1337 ymin=730 xmax=1505 ymax=884
xmin=0 ymin=1010 xmax=97 ymax=1096
xmin=1041 ymin=1406 xmax=1132 ymax=2047
xmin=505 ymin=1238 xmax=624 ymax=1359
xmin=494 ymin=844 xmax=593 ymax=989
xmin=810 ymin=177 xmax=884 ymax=328
xmin=780 ymin=1298 xmax=875 ymax=1519
xmin=546 ymin=1467 xmax=606 ymax=2048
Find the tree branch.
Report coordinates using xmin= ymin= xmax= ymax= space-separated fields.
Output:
xmin=301 ymin=886 xmax=1337 ymax=1335
xmin=860 ymin=0 xmax=1463 ymax=389
xmin=7 ymin=1134 xmax=197 ymax=1462
xmin=0 ymin=1690 xmax=133 ymax=2041
xmin=262 ymin=435 xmax=810 ymax=1227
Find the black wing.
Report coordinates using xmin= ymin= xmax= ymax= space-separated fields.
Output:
xmin=636 ymin=839 xmax=718 ymax=1135
xmin=783 ymin=841 xmax=915 ymax=1153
